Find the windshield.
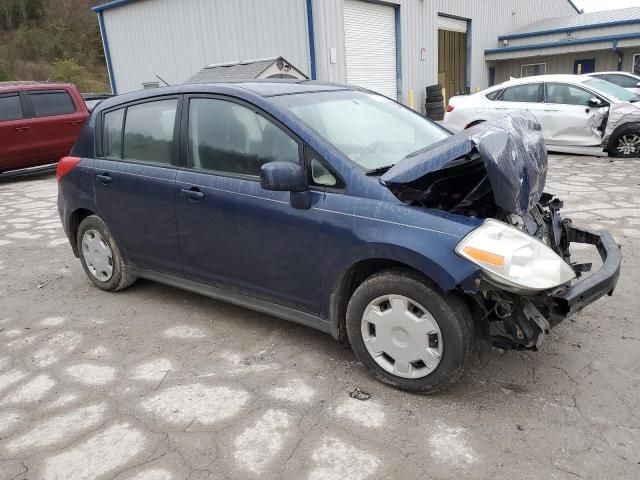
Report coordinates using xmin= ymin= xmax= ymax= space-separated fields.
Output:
xmin=273 ymin=90 xmax=449 ymax=170
xmin=583 ymin=78 xmax=640 ymax=103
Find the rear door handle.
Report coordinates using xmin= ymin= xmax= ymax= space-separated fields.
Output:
xmin=14 ymin=126 xmax=30 ymax=132
xmin=180 ymin=187 xmax=204 ymax=200
xmin=96 ymin=173 xmax=112 ymax=184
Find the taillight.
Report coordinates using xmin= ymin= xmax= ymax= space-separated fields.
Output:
xmin=446 ymin=104 xmax=455 ymax=113
xmin=57 ymin=156 xmax=81 ymax=181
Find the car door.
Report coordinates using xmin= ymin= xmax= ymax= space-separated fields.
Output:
xmin=540 ymin=82 xmax=607 ymax=146
xmin=93 ymin=97 xmax=183 ymax=276
xmin=25 ymin=89 xmax=87 ymax=164
xmin=175 ymin=95 xmax=335 ymax=314
xmin=0 ymin=91 xmax=37 ymax=171
xmin=491 ymin=83 xmax=545 ymax=123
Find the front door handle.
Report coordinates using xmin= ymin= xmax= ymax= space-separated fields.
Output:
xmin=180 ymin=187 xmax=204 ymax=201
xmin=96 ymin=173 xmax=112 ymax=184
xmin=14 ymin=126 xmax=30 ymax=132
xmin=69 ymin=120 xmax=84 ymax=125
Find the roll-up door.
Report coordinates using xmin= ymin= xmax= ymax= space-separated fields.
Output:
xmin=437 ymin=15 xmax=467 ymax=33
xmin=343 ymin=0 xmax=397 ymax=99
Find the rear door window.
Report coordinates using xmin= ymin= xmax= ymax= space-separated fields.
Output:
xmin=28 ymin=91 xmax=76 ymax=117
xmin=0 ymin=94 xmax=24 ymax=122
xmin=499 ymin=84 xmax=542 ymax=103
xmin=122 ymin=99 xmax=178 ymax=165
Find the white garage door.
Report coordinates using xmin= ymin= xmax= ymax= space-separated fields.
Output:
xmin=343 ymin=0 xmax=397 ymax=99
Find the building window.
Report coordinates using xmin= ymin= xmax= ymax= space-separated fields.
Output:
xmin=633 ymin=54 xmax=640 ymax=75
xmin=520 ymin=63 xmax=546 ymax=78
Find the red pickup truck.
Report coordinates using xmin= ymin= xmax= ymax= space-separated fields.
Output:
xmin=0 ymin=82 xmax=89 ymax=174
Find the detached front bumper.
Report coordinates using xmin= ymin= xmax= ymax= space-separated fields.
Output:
xmin=547 ymin=226 xmax=621 ymax=327
xmin=474 ymin=223 xmax=622 ymax=351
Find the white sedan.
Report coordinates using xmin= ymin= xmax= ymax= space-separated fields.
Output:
xmin=443 ymin=74 xmax=640 ymax=158
xmin=586 ymin=71 xmax=640 ymax=95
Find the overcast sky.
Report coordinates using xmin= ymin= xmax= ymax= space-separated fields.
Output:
xmin=572 ymin=0 xmax=640 ymax=11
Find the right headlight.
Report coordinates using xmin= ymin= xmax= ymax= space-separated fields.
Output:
xmin=456 ymin=219 xmax=576 ymax=292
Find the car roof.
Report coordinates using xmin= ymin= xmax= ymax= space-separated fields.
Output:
xmin=586 ymin=71 xmax=640 ymax=77
xmin=97 ymin=79 xmax=354 ymax=110
xmin=489 ymin=75 xmax=594 ymax=90
xmin=0 ymin=81 xmax=74 ymax=93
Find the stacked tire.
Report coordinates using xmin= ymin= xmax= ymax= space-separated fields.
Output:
xmin=425 ymin=84 xmax=445 ymax=121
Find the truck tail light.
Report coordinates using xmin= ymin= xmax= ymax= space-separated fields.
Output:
xmin=446 ymin=104 xmax=455 ymax=113
xmin=57 ymin=156 xmax=81 ymax=181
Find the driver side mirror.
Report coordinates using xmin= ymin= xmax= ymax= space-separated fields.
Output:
xmin=636 ymin=81 xmax=640 ymax=88
xmin=587 ymin=97 xmax=603 ymax=108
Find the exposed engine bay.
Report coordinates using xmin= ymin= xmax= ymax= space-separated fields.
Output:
xmin=380 ymin=112 xmax=613 ymax=350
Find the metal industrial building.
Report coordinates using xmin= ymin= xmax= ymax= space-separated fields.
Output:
xmin=93 ymin=0 xmax=582 ymax=110
xmin=487 ymin=7 xmax=640 ymax=82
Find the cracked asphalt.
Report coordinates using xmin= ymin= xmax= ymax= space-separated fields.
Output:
xmin=0 ymin=154 xmax=639 ymax=480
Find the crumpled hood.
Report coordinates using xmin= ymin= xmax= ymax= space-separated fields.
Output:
xmin=380 ymin=112 xmax=548 ymax=215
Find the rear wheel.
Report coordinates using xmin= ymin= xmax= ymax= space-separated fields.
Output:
xmin=346 ymin=269 xmax=475 ymax=393
xmin=77 ymin=215 xmax=136 ymax=292
xmin=608 ymin=124 xmax=640 ymax=158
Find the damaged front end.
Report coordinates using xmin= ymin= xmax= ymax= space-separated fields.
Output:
xmin=381 ymin=112 xmax=622 ymax=350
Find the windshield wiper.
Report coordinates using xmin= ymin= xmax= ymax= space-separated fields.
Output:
xmin=366 ymin=164 xmax=395 ymax=176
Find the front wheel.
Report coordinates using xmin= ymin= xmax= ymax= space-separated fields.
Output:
xmin=346 ymin=269 xmax=475 ymax=393
xmin=608 ymin=124 xmax=640 ymax=158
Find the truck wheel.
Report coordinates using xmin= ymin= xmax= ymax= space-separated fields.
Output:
xmin=77 ymin=215 xmax=136 ymax=292
xmin=346 ymin=269 xmax=475 ymax=393
xmin=608 ymin=124 xmax=640 ymax=158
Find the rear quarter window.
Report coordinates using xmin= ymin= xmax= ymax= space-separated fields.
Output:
xmin=28 ymin=91 xmax=76 ymax=117
xmin=0 ymin=94 xmax=24 ymax=122
xmin=485 ymin=90 xmax=502 ymax=101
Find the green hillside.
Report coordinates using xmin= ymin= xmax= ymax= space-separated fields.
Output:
xmin=0 ymin=0 xmax=109 ymax=92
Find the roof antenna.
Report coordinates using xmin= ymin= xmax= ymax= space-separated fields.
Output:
xmin=155 ymin=74 xmax=170 ymax=87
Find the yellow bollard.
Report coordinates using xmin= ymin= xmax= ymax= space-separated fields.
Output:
xmin=408 ymin=89 xmax=414 ymax=110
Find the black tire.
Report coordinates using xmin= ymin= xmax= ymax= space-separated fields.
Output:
xmin=426 ymin=109 xmax=445 ymax=117
xmin=426 ymin=84 xmax=442 ymax=95
xmin=77 ymin=215 xmax=136 ymax=292
xmin=426 ymin=113 xmax=444 ymax=121
xmin=425 ymin=94 xmax=444 ymax=102
xmin=425 ymin=101 xmax=445 ymax=111
xmin=346 ymin=269 xmax=475 ymax=394
xmin=607 ymin=123 xmax=640 ymax=158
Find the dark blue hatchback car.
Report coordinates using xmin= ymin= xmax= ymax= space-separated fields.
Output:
xmin=58 ymin=81 xmax=621 ymax=392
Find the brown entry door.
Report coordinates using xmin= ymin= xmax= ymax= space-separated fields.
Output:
xmin=438 ymin=29 xmax=467 ymax=105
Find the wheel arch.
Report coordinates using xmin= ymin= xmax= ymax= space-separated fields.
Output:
xmin=606 ymin=121 xmax=640 ymax=156
xmin=68 ymin=208 xmax=96 ymax=257
xmin=327 ymin=244 xmax=472 ymax=343
xmin=465 ymin=119 xmax=486 ymax=129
